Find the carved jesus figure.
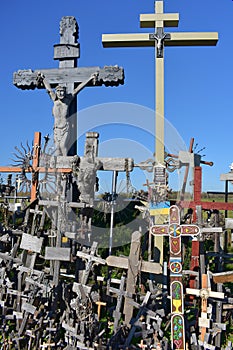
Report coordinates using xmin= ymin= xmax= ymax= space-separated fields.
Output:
xmin=37 ymin=72 xmax=98 ymax=156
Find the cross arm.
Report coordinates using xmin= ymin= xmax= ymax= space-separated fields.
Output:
xmin=45 ymin=155 xmax=134 ymax=172
xmin=186 ymin=287 xmax=201 ymax=297
xmin=166 ymin=32 xmax=218 ymax=46
xmin=102 ymin=32 xmax=218 ymax=48
xmin=140 ymin=13 xmax=179 ymax=28
xmin=212 ymin=271 xmax=233 ymax=284
xmin=186 ymin=287 xmax=224 ymax=300
xmin=106 ymin=256 xmax=162 ymax=274
xmin=178 ymin=200 xmax=233 ymax=211
xmin=102 ymin=33 xmax=154 ymax=47
xmin=13 ymin=66 xmax=124 ymax=89
xmin=208 ymin=291 xmax=224 ymax=299
xmin=76 ymin=251 xmax=106 ymax=265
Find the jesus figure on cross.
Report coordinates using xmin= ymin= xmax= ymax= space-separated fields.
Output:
xmin=36 ymin=72 xmax=98 ymax=156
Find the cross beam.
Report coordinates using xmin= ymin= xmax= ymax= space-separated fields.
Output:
xmin=178 ymin=166 xmax=233 ymax=213
xmin=13 ymin=16 xmax=124 ymax=156
xmin=0 ymin=131 xmax=134 ymax=203
xmin=103 ymin=32 xmax=218 ymax=48
xmin=102 ymin=1 xmax=218 ymax=164
xmin=13 ymin=66 xmax=124 ymax=90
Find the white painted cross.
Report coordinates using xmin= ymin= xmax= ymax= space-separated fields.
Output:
xmin=102 ymin=1 xmax=218 ymax=164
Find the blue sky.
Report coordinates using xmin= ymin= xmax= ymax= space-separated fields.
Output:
xmin=1 ymin=0 xmax=233 ymax=194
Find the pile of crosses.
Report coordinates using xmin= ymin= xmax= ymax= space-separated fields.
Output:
xmin=1 ymin=167 xmax=233 ymax=349
xmin=0 ymin=130 xmax=166 ymax=350
xmin=1 ymin=2 xmax=233 ymax=350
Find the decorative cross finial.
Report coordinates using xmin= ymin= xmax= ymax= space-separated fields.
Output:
xmin=59 ymin=16 xmax=78 ymax=44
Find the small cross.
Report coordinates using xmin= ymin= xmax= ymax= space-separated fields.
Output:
xmin=95 ymin=300 xmax=107 ymax=321
xmin=186 ymin=273 xmax=224 ymax=341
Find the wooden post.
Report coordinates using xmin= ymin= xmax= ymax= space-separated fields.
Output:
xmin=30 ymin=132 xmax=41 ymax=202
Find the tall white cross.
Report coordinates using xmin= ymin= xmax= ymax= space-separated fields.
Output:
xmin=102 ymin=1 xmax=218 ymax=164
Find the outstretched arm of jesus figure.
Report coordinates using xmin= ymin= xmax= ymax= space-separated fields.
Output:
xmin=36 ymin=72 xmax=56 ymax=101
xmin=72 ymin=72 xmax=99 ymax=97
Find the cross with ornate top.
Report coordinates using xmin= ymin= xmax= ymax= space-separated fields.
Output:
xmin=102 ymin=1 xmax=218 ymax=165
xmin=14 ymin=16 xmax=124 ymax=157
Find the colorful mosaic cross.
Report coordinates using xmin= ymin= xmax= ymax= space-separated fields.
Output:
xmin=150 ymin=205 xmax=200 ymax=349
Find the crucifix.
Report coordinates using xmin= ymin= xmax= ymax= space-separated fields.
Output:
xmin=150 ymin=205 xmax=200 ymax=349
xmin=13 ymin=16 xmax=124 ymax=157
xmin=102 ymin=0 xmax=218 ymax=275
xmin=102 ymin=1 xmax=218 ymax=165
xmin=186 ymin=273 xmax=225 ymax=343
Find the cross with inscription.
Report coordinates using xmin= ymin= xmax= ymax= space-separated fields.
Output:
xmin=102 ymin=1 xmax=218 ymax=164
xmin=150 ymin=205 xmax=200 ymax=349
xmin=13 ymin=16 xmax=124 ymax=157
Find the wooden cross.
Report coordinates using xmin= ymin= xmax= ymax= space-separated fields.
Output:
xmin=0 ymin=131 xmax=134 ymax=205
xmin=0 ymin=132 xmax=42 ymax=202
xmin=124 ymin=291 xmax=151 ymax=348
xmin=178 ymin=165 xmax=233 ymax=216
xmin=102 ymin=1 xmax=218 ymax=164
xmin=40 ymin=342 xmax=56 ymax=350
xmin=186 ymin=273 xmax=224 ymax=342
xmin=108 ymin=276 xmax=128 ymax=333
xmin=150 ymin=205 xmax=200 ymax=350
xmin=95 ymin=300 xmax=107 ymax=321
xmin=0 ymin=131 xmax=73 ymax=202
xmin=13 ymin=16 xmax=124 ymax=156
xmin=106 ymin=230 xmax=162 ymax=326
xmin=76 ymin=241 xmax=106 ymax=285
